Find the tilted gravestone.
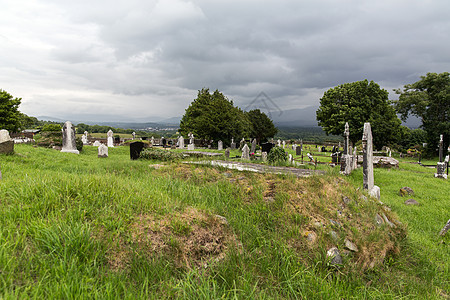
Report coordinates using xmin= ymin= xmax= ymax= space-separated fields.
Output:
xmin=251 ymin=138 xmax=256 ymax=153
xmin=61 ymin=121 xmax=79 ymax=154
xmin=130 ymin=141 xmax=144 ymax=160
xmin=241 ymin=144 xmax=250 ymax=160
xmin=0 ymin=129 xmax=14 ymax=154
xmin=98 ymin=144 xmax=108 ymax=158
xmin=362 ymin=123 xmax=380 ymax=199
xmin=107 ymin=130 xmax=114 ymax=147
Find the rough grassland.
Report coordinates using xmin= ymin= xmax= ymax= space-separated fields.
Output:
xmin=0 ymin=144 xmax=448 ymax=299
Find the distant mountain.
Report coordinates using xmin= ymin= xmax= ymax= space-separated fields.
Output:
xmin=269 ymin=106 xmax=320 ymax=127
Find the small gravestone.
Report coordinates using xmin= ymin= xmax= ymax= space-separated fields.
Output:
xmin=151 ymin=136 xmax=155 ymax=145
xmin=187 ymin=143 xmax=195 ymax=151
xmin=288 ymin=154 xmax=293 ymax=164
xmin=98 ymin=144 xmax=108 ymax=158
xmin=93 ymin=140 xmax=101 ymax=147
xmin=282 ymin=140 xmax=286 ymax=149
xmin=218 ymin=140 xmax=223 ymax=150
xmin=225 ymin=148 xmax=230 ymax=158
xmin=81 ymin=131 xmax=88 ymax=144
xmin=241 ymin=144 xmax=250 ymax=160
xmin=178 ymin=136 xmax=185 ymax=149
xmin=107 ymin=130 xmax=114 ymax=147
xmin=0 ymin=129 xmax=14 ymax=154
xmin=132 ymin=132 xmax=136 ymax=139
xmin=277 ymin=139 xmax=281 ymax=147
xmin=251 ymin=138 xmax=256 ymax=153
xmin=261 ymin=151 xmax=267 ymax=161
xmin=296 ymin=145 xmax=302 ymax=156
xmin=130 ymin=141 xmax=144 ymax=160
xmin=61 ymin=121 xmax=79 ymax=154
xmin=240 ymin=138 xmax=245 ymax=149
xmin=230 ymin=138 xmax=236 ymax=150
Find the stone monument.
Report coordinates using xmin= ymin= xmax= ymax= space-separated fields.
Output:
xmin=0 ymin=129 xmax=14 ymax=154
xmin=251 ymin=138 xmax=256 ymax=153
xmin=98 ymin=144 xmax=108 ymax=158
xmin=435 ymin=134 xmax=447 ymax=179
xmin=230 ymin=138 xmax=236 ymax=150
xmin=107 ymin=130 xmax=114 ymax=147
xmin=132 ymin=132 xmax=136 ymax=139
xmin=61 ymin=121 xmax=79 ymax=154
xmin=178 ymin=136 xmax=185 ymax=149
xmin=362 ymin=123 xmax=380 ymax=199
xmin=81 ymin=131 xmax=89 ymax=145
xmin=218 ymin=140 xmax=223 ymax=151
xmin=241 ymin=144 xmax=250 ymax=160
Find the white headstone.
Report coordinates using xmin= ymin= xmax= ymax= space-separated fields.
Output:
xmin=282 ymin=140 xmax=286 ymax=149
xmin=98 ymin=144 xmax=108 ymax=158
xmin=218 ymin=140 xmax=223 ymax=150
xmin=61 ymin=121 xmax=79 ymax=154
xmin=178 ymin=136 xmax=184 ymax=149
xmin=187 ymin=143 xmax=195 ymax=151
xmin=0 ymin=129 xmax=11 ymax=143
xmin=277 ymin=139 xmax=281 ymax=147
xmin=261 ymin=151 xmax=268 ymax=162
xmin=107 ymin=130 xmax=114 ymax=147
xmin=93 ymin=140 xmax=101 ymax=147
xmin=241 ymin=144 xmax=250 ymax=160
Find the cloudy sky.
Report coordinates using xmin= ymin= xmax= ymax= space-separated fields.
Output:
xmin=1 ymin=0 xmax=449 ymax=122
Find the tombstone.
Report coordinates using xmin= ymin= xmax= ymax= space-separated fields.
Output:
xmin=178 ymin=136 xmax=185 ymax=149
xmin=107 ymin=130 xmax=114 ymax=147
xmin=261 ymin=151 xmax=268 ymax=162
xmin=230 ymin=138 xmax=236 ymax=150
xmin=288 ymin=154 xmax=293 ymax=164
xmin=362 ymin=123 xmax=380 ymax=198
xmin=241 ymin=144 xmax=250 ymax=160
xmin=81 ymin=131 xmax=88 ymax=145
xmin=93 ymin=140 xmax=101 ymax=147
xmin=240 ymin=138 xmax=245 ymax=149
xmin=261 ymin=142 xmax=274 ymax=153
xmin=225 ymin=148 xmax=230 ymax=159
xmin=151 ymin=136 xmax=155 ymax=145
xmin=61 ymin=121 xmax=79 ymax=154
xmin=188 ymin=133 xmax=194 ymax=145
xmin=435 ymin=135 xmax=447 ymax=179
xmin=296 ymin=145 xmax=302 ymax=156
xmin=98 ymin=144 xmax=108 ymax=158
xmin=0 ymin=129 xmax=14 ymax=154
xmin=218 ymin=140 xmax=223 ymax=151
xmin=187 ymin=143 xmax=195 ymax=151
xmin=130 ymin=141 xmax=145 ymax=160
xmin=132 ymin=132 xmax=136 ymax=139
xmin=282 ymin=141 xmax=286 ymax=149
xmin=251 ymin=139 xmax=256 ymax=153
xmin=277 ymin=139 xmax=281 ymax=147
xmin=340 ymin=122 xmax=353 ymax=175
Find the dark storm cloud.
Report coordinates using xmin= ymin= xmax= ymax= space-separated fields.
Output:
xmin=1 ymin=0 xmax=449 ymax=120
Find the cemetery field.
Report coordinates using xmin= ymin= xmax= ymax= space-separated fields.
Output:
xmin=0 ymin=144 xmax=448 ymax=299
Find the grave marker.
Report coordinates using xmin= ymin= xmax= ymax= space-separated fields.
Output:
xmin=98 ymin=144 xmax=108 ymax=158
xmin=107 ymin=130 xmax=114 ymax=147
xmin=61 ymin=121 xmax=79 ymax=154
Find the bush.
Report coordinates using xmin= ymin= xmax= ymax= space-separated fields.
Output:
xmin=76 ymin=137 xmax=83 ymax=152
xmin=139 ymin=148 xmax=184 ymax=161
xmin=35 ymin=131 xmax=62 ymax=148
xmin=41 ymin=124 xmax=62 ymax=132
xmin=267 ymin=146 xmax=287 ymax=164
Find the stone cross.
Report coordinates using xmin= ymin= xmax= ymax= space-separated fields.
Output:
xmin=61 ymin=121 xmax=79 ymax=154
xmin=98 ymin=144 xmax=108 ymax=158
xmin=107 ymin=130 xmax=114 ymax=147
xmin=241 ymin=144 xmax=250 ymax=160
xmin=344 ymin=122 xmax=349 ymax=155
xmin=251 ymin=138 xmax=256 ymax=153
xmin=178 ymin=136 xmax=184 ymax=149
xmin=218 ymin=140 xmax=223 ymax=150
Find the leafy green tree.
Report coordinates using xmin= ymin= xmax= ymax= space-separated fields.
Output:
xmin=246 ymin=109 xmax=278 ymax=143
xmin=0 ymin=89 xmax=22 ymax=132
xmin=394 ymin=72 xmax=449 ymax=155
xmin=180 ymin=88 xmax=250 ymax=144
xmin=316 ymin=80 xmax=402 ymax=149
xmin=41 ymin=124 xmax=62 ymax=132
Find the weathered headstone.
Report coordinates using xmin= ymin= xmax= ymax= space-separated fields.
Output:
xmin=187 ymin=143 xmax=195 ymax=151
xmin=282 ymin=140 xmax=286 ymax=149
xmin=130 ymin=141 xmax=144 ymax=160
xmin=61 ymin=121 xmax=79 ymax=154
xmin=241 ymin=144 xmax=250 ymax=160
xmin=230 ymin=138 xmax=236 ymax=150
xmin=240 ymin=138 xmax=245 ymax=149
xmin=362 ymin=123 xmax=380 ymax=199
xmin=188 ymin=133 xmax=194 ymax=145
xmin=218 ymin=140 xmax=223 ymax=151
xmin=225 ymin=148 xmax=230 ymax=158
xmin=178 ymin=136 xmax=185 ymax=149
xmin=93 ymin=140 xmax=101 ymax=147
xmin=251 ymin=138 xmax=256 ymax=153
xmin=107 ymin=130 xmax=114 ymax=147
xmin=435 ymin=134 xmax=447 ymax=179
xmin=340 ymin=122 xmax=353 ymax=175
xmin=98 ymin=144 xmax=108 ymax=158
xmin=132 ymin=132 xmax=136 ymax=139
xmin=0 ymin=129 xmax=14 ymax=154
xmin=261 ymin=151 xmax=268 ymax=162
xmin=296 ymin=145 xmax=302 ymax=156
xmin=151 ymin=136 xmax=155 ymax=145
xmin=81 ymin=131 xmax=88 ymax=144
xmin=343 ymin=122 xmax=349 ymax=155
xmin=288 ymin=154 xmax=293 ymax=164
xmin=277 ymin=139 xmax=281 ymax=147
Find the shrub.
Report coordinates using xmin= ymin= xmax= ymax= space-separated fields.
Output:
xmin=35 ymin=131 xmax=62 ymax=148
xmin=76 ymin=137 xmax=83 ymax=152
xmin=139 ymin=148 xmax=184 ymax=161
xmin=267 ymin=146 xmax=287 ymax=164
xmin=41 ymin=124 xmax=62 ymax=132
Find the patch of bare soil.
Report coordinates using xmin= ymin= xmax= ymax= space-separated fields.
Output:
xmin=105 ymin=207 xmax=240 ymax=271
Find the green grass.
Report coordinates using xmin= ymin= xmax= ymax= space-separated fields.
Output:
xmin=0 ymin=144 xmax=448 ymax=299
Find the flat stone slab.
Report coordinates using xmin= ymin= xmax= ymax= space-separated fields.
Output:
xmin=186 ymin=160 xmax=326 ymax=177
xmin=183 ymin=151 xmax=223 ymax=157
